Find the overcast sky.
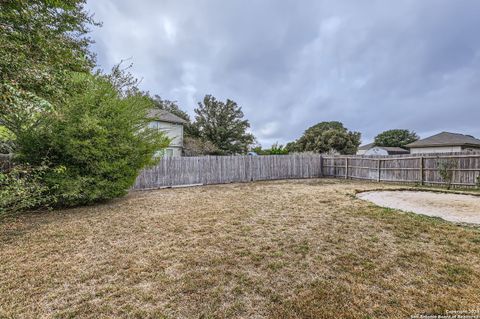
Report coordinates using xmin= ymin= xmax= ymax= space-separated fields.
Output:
xmin=85 ymin=0 xmax=480 ymax=147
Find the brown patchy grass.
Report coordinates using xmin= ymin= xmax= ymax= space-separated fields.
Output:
xmin=0 ymin=179 xmax=479 ymax=318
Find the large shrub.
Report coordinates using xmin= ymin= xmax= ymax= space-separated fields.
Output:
xmin=4 ymin=73 xmax=170 ymax=207
xmin=0 ymin=1 xmax=170 ymax=213
xmin=0 ymin=165 xmax=59 ymax=217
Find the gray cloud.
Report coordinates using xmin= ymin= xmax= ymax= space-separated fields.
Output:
xmin=86 ymin=0 xmax=480 ymax=146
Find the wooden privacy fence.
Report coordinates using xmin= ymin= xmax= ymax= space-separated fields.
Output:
xmin=133 ymin=152 xmax=480 ymax=190
xmin=133 ymin=154 xmax=324 ymax=189
xmin=323 ymin=152 xmax=480 ymax=187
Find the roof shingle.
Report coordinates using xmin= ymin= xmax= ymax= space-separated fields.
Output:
xmin=406 ymin=132 xmax=480 ymax=148
xmin=147 ymin=109 xmax=188 ymax=124
xmin=358 ymin=142 xmax=375 ymax=150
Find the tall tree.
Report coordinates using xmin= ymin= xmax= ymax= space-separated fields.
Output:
xmin=374 ymin=129 xmax=419 ymax=148
xmin=194 ymin=95 xmax=255 ymax=154
xmin=293 ymin=121 xmax=361 ymax=155
xmin=0 ymin=0 xmax=98 ymax=102
xmin=1 ymin=0 xmax=98 ymax=157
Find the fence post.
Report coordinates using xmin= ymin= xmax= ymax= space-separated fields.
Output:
xmin=420 ymin=156 xmax=424 ymax=185
xmin=345 ymin=157 xmax=349 ymax=179
xmin=320 ymin=155 xmax=323 ymax=177
xmin=377 ymin=159 xmax=382 ymax=182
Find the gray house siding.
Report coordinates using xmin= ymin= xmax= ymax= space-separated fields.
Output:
xmin=149 ymin=120 xmax=184 ymax=157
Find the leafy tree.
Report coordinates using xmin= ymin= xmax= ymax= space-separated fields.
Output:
xmin=285 ymin=141 xmax=301 ymax=153
xmin=294 ymin=121 xmax=361 ymax=155
xmin=1 ymin=0 xmax=99 ymax=158
xmin=269 ymin=142 xmax=289 ymax=155
xmin=0 ymin=0 xmax=172 ymax=213
xmin=251 ymin=145 xmax=266 ymax=155
xmin=10 ymin=73 xmax=170 ymax=206
xmin=0 ymin=0 xmax=98 ymax=102
xmin=194 ymin=95 xmax=255 ymax=154
xmin=0 ymin=82 xmax=57 ymax=156
xmin=374 ymin=129 xmax=419 ymax=148
xmin=250 ymin=143 xmax=288 ymax=155
xmin=0 ymin=126 xmax=15 ymax=155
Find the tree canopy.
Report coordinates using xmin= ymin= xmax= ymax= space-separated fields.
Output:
xmin=374 ymin=129 xmax=419 ymax=148
xmin=0 ymin=0 xmax=97 ymax=102
xmin=0 ymin=1 xmax=170 ymax=213
xmin=288 ymin=121 xmax=361 ymax=155
xmin=194 ymin=95 xmax=255 ymax=154
xmin=147 ymin=94 xmax=257 ymax=156
xmin=252 ymin=143 xmax=289 ymax=155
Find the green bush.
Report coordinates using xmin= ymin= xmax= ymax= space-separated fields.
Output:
xmin=0 ymin=165 xmax=59 ymax=217
xmin=0 ymin=1 xmax=168 ymax=213
xmin=268 ymin=142 xmax=289 ymax=155
xmin=251 ymin=143 xmax=289 ymax=155
xmin=4 ymin=73 xmax=170 ymax=208
xmin=437 ymin=159 xmax=457 ymax=190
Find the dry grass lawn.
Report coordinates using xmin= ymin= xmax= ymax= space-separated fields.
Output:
xmin=1 ymin=179 xmax=479 ymax=318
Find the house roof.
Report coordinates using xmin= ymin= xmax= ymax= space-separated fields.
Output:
xmin=147 ymin=109 xmax=187 ymax=124
xmin=376 ymin=147 xmax=409 ymax=153
xmin=358 ymin=142 xmax=375 ymax=150
xmin=405 ymin=132 xmax=480 ymax=148
xmin=365 ymin=146 xmax=409 ymax=155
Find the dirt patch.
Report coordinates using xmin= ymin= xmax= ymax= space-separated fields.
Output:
xmin=358 ymin=190 xmax=480 ymax=224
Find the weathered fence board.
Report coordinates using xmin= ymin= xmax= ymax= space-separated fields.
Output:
xmin=133 ymin=154 xmax=324 ymax=189
xmin=323 ymin=152 xmax=480 ymax=187
xmin=133 ymin=152 xmax=480 ymax=190
xmin=3 ymin=151 xmax=478 ymax=189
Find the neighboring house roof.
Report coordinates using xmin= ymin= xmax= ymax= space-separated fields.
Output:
xmin=365 ymin=146 xmax=409 ymax=155
xmin=147 ymin=109 xmax=187 ymax=124
xmin=405 ymin=132 xmax=480 ymax=148
xmin=376 ymin=147 xmax=409 ymax=154
xmin=358 ymin=143 xmax=375 ymax=150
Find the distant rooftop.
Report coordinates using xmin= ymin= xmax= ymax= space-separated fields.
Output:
xmin=358 ymin=142 xmax=375 ymax=150
xmin=406 ymin=132 xmax=480 ymax=148
xmin=147 ymin=109 xmax=188 ymax=124
xmin=375 ymin=146 xmax=409 ymax=153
